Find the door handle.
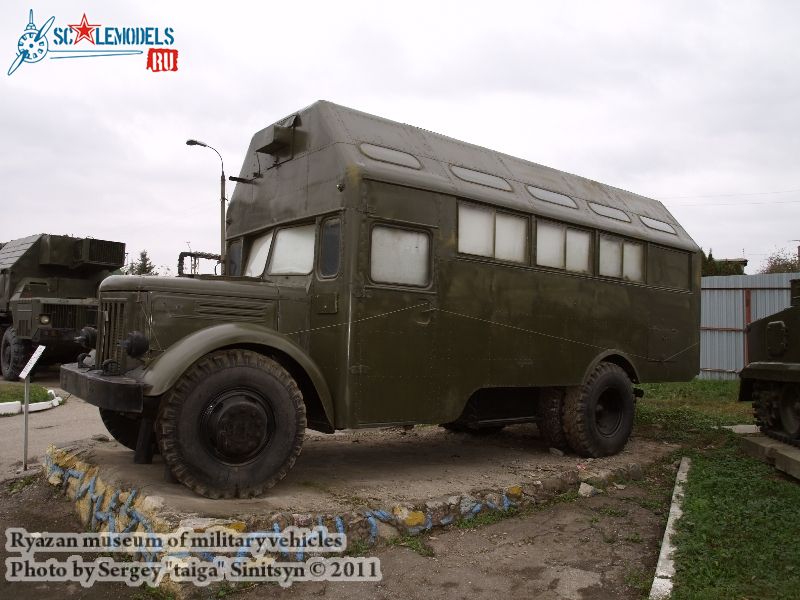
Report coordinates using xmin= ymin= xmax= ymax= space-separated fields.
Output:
xmin=415 ymin=301 xmax=436 ymax=325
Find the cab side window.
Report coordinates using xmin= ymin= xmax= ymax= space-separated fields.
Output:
xmin=318 ymin=218 xmax=341 ymax=278
xmin=370 ymin=225 xmax=430 ymax=287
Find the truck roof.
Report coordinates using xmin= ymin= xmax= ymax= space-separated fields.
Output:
xmin=0 ymin=234 xmax=126 ymax=272
xmin=231 ymin=101 xmax=698 ymax=251
xmin=0 ymin=234 xmax=41 ymax=271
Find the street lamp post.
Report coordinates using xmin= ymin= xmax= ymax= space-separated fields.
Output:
xmin=186 ymin=139 xmax=226 ymax=275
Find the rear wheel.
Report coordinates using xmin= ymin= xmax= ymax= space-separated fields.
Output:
xmin=1 ymin=327 xmax=30 ymax=381
xmin=157 ymin=349 xmax=306 ymax=499
xmin=537 ymin=387 xmax=570 ymax=450
xmin=563 ymin=362 xmax=635 ymax=457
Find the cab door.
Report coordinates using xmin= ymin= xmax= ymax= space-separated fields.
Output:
xmin=351 ymin=219 xmax=441 ymax=425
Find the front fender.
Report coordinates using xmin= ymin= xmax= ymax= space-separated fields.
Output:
xmin=141 ymin=322 xmax=334 ymax=426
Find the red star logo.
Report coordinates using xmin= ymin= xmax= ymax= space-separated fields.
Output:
xmin=68 ymin=13 xmax=101 ymax=45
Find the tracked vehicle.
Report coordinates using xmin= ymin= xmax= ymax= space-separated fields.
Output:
xmin=740 ymin=278 xmax=800 ymax=444
xmin=0 ymin=234 xmax=125 ymax=380
xmin=61 ymin=101 xmax=701 ymax=498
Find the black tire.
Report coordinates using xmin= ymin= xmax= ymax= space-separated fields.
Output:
xmin=537 ymin=387 xmax=570 ymax=450
xmin=157 ymin=349 xmax=306 ymax=499
xmin=99 ymin=408 xmax=143 ymax=451
xmin=563 ymin=362 xmax=634 ymax=457
xmin=1 ymin=327 xmax=30 ymax=381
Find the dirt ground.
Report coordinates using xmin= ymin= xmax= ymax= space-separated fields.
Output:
xmin=0 ymin=464 xmax=672 ymax=600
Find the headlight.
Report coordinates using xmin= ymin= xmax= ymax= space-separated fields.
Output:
xmin=39 ymin=314 xmax=50 ymax=325
xmin=122 ymin=331 xmax=149 ymax=358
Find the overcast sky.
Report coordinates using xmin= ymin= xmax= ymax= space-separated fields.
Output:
xmin=2 ymin=0 xmax=798 ymax=274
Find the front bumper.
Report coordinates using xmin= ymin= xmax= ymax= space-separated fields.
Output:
xmin=60 ymin=362 xmax=145 ymax=413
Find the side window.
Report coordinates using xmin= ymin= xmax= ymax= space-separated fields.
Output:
xmin=457 ymin=202 xmax=527 ymax=263
xmin=566 ymin=229 xmax=592 ymax=273
xmin=599 ymin=234 xmax=644 ymax=282
xmin=536 ymin=220 xmax=592 ymax=273
xmin=535 ymin=221 xmax=565 ymax=268
xmin=318 ymin=218 xmax=341 ymax=278
xmin=370 ymin=226 xmax=430 ymax=287
xmin=243 ymin=231 xmax=274 ymax=277
xmin=599 ymin=236 xmax=622 ymax=278
xmin=226 ymin=239 xmax=243 ymax=276
xmin=623 ymin=241 xmax=644 ymax=282
xmin=269 ymin=224 xmax=316 ymax=275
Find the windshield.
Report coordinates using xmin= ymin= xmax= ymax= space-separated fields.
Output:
xmin=243 ymin=231 xmax=274 ymax=277
xmin=268 ymin=224 xmax=315 ymax=275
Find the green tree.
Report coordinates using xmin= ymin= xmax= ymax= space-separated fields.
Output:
xmin=128 ymin=250 xmax=157 ymax=276
xmin=759 ymin=248 xmax=800 ymax=274
xmin=701 ymin=249 xmax=746 ymax=276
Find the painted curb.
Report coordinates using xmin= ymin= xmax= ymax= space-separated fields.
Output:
xmin=0 ymin=390 xmax=63 ymax=416
xmin=0 ymin=401 xmax=22 ymax=416
xmin=649 ymin=456 xmax=691 ymax=599
xmin=44 ymin=444 xmax=647 ymax=559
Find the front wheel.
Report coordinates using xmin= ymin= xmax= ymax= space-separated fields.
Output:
xmin=1 ymin=327 xmax=30 ymax=381
xmin=157 ymin=350 xmax=306 ymax=499
xmin=563 ymin=362 xmax=634 ymax=457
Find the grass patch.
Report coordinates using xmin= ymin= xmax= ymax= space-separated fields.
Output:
xmin=0 ymin=381 xmax=50 ymax=403
xmin=636 ymin=379 xmax=751 ymax=442
xmin=345 ymin=539 xmax=371 ymax=556
xmin=624 ymin=566 xmax=653 ymax=596
xmin=456 ymin=506 xmax=519 ymax=529
xmin=8 ymin=474 xmax=38 ymax=494
xmin=386 ymin=535 xmax=435 ymax=557
xmin=671 ymin=438 xmax=800 ymax=600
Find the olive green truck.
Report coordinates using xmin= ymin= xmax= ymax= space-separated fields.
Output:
xmin=1 ymin=234 xmax=125 ymax=380
xmin=61 ymin=101 xmax=701 ymax=498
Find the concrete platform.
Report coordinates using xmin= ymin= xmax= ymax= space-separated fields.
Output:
xmin=740 ymin=434 xmax=800 ymax=481
xmin=44 ymin=425 xmax=675 ymax=559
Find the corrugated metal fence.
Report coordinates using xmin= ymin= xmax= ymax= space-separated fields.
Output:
xmin=700 ymin=272 xmax=800 ymax=380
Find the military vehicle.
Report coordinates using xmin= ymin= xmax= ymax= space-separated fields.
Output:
xmin=0 ymin=234 xmax=125 ymax=380
xmin=739 ymin=279 xmax=800 ymax=444
xmin=61 ymin=101 xmax=701 ymax=498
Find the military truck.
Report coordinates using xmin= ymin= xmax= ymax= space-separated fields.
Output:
xmin=61 ymin=101 xmax=701 ymax=498
xmin=739 ymin=279 xmax=800 ymax=444
xmin=0 ymin=234 xmax=125 ymax=380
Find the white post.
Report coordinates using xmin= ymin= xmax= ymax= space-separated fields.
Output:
xmin=18 ymin=344 xmax=47 ymax=472
xmin=23 ymin=375 xmax=30 ymax=470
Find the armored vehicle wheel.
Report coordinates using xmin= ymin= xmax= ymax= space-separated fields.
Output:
xmin=1 ymin=327 xmax=29 ymax=381
xmin=777 ymin=384 xmax=800 ymax=437
xmin=537 ymin=387 xmax=570 ymax=451
xmin=563 ymin=362 xmax=634 ymax=457
xmin=99 ymin=408 xmax=145 ymax=451
xmin=157 ymin=349 xmax=306 ymax=499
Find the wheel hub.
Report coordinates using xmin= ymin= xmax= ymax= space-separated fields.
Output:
xmin=201 ymin=391 xmax=273 ymax=463
xmin=595 ymin=389 xmax=623 ymax=436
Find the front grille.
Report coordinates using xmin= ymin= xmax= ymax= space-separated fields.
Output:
xmin=42 ymin=304 xmax=98 ymax=329
xmin=98 ymin=300 xmax=127 ymax=366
